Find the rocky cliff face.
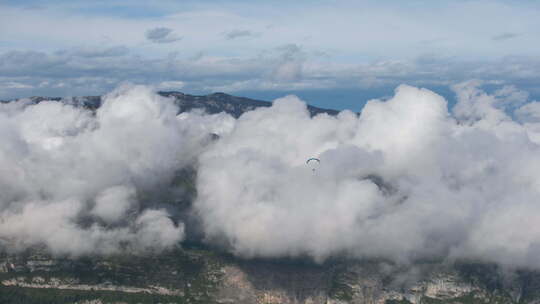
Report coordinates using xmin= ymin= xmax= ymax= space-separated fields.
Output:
xmin=2 ymin=248 xmax=540 ymax=304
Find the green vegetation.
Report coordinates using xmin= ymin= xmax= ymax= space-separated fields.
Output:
xmin=386 ymin=298 xmax=413 ymax=304
xmin=420 ymin=291 xmax=514 ymax=304
xmin=513 ymin=270 xmax=540 ymax=303
xmin=0 ymin=247 xmax=225 ymax=304
xmin=328 ymin=266 xmax=355 ymax=302
xmin=170 ymin=167 xmax=198 ymax=202
xmin=455 ymin=262 xmax=503 ymax=292
xmin=4 ymin=250 xmax=540 ymax=304
xmin=0 ymin=284 xmax=185 ymax=304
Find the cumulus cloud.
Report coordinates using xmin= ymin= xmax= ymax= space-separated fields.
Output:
xmin=3 ymin=81 xmax=540 ymax=269
xmin=145 ymin=27 xmax=182 ymax=43
xmin=516 ymin=102 xmax=540 ymax=123
xmin=0 ymin=84 xmax=232 ymax=256
xmin=271 ymin=44 xmax=305 ymax=82
xmin=194 ymin=82 xmax=540 ymax=269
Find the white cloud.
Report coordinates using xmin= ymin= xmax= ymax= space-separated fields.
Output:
xmin=157 ymin=80 xmax=185 ymax=90
xmin=0 ymin=85 xmax=232 ymax=256
xmin=516 ymin=102 xmax=540 ymax=123
xmin=0 ymin=81 xmax=33 ymax=89
xmin=91 ymin=185 xmax=136 ymax=224
xmin=3 ymin=81 xmax=540 ymax=269
xmin=193 ymin=83 xmax=540 ymax=268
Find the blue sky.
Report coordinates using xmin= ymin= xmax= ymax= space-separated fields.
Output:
xmin=1 ymin=0 xmax=539 ymax=110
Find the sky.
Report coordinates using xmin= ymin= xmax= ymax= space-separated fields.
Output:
xmin=1 ymin=0 xmax=540 ymax=110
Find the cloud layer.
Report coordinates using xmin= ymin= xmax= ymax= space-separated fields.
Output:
xmin=195 ymin=82 xmax=540 ymax=268
xmin=2 ymin=82 xmax=540 ymax=270
xmin=0 ymin=85 xmax=231 ymax=256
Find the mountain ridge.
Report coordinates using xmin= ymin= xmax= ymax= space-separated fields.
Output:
xmin=1 ymin=91 xmax=340 ymax=118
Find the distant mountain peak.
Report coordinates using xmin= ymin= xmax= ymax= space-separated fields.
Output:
xmin=6 ymin=91 xmax=340 ymax=118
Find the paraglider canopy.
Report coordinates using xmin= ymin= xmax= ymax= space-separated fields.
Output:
xmin=306 ymin=158 xmax=320 ymax=171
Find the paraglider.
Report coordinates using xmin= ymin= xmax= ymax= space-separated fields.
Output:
xmin=306 ymin=158 xmax=320 ymax=171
